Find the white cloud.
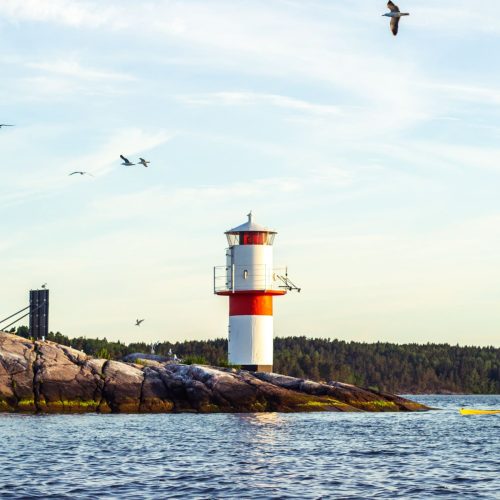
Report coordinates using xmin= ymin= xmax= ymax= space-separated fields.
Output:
xmin=11 ymin=59 xmax=137 ymax=101
xmin=412 ymin=3 xmax=500 ymax=36
xmin=424 ymin=82 xmax=500 ymax=107
xmin=87 ymin=176 xmax=304 ymax=221
xmin=403 ymin=141 xmax=500 ymax=173
xmin=179 ymin=91 xmax=342 ymax=116
xmin=0 ymin=58 xmax=136 ymax=102
xmin=69 ymin=128 xmax=173 ymax=177
xmin=27 ymin=60 xmax=135 ymax=82
xmin=0 ymin=0 xmax=116 ymax=28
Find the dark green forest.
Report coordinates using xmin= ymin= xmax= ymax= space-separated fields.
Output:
xmin=11 ymin=326 xmax=500 ymax=394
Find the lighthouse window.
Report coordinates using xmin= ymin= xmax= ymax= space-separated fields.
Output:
xmin=240 ymin=232 xmax=268 ymax=245
xmin=226 ymin=231 xmax=276 ymax=246
xmin=226 ymin=234 xmax=240 ymax=246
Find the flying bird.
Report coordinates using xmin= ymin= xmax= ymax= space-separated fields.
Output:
xmin=41 ymin=283 xmax=47 ymax=289
xmin=138 ymin=158 xmax=150 ymax=168
xmin=135 ymin=319 xmax=145 ymax=326
xmin=120 ymin=155 xmax=135 ymax=166
xmin=383 ymin=1 xmax=409 ymax=36
xmin=69 ymin=171 xmax=94 ymax=177
xmin=0 ymin=124 xmax=14 ymax=128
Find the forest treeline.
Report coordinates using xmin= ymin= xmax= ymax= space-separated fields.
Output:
xmin=11 ymin=326 xmax=500 ymax=394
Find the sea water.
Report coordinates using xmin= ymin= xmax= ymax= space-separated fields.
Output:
xmin=0 ymin=395 xmax=498 ymax=499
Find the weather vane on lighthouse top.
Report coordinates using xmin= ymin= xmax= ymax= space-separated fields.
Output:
xmin=213 ymin=212 xmax=300 ymax=372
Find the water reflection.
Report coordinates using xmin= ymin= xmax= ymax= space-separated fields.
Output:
xmin=233 ymin=412 xmax=287 ymax=452
xmin=236 ymin=411 xmax=286 ymax=427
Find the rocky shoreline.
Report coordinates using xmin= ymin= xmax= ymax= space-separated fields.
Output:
xmin=0 ymin=332 xmax=429 ymax=413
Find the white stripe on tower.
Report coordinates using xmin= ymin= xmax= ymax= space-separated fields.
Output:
xmin=229 ymin=315 xmax=273 ymax=366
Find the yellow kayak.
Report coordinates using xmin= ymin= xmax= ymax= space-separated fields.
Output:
xmin=459 ymin=408 xmax=500 ymax=415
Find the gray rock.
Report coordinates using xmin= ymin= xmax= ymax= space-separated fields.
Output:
xmin=122 ymin=353 xmax=169 ymax=363
xmin=0 ymin=332 xmax=429 ymax=414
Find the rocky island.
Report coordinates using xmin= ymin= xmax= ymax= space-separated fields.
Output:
xmin=0 ymin=332 xmax=428 ymax=413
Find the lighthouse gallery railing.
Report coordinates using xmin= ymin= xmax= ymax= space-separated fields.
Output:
xmin=213 ymin=265 xmax=289 ymax=293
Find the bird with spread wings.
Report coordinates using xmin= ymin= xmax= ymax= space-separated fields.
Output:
xmin=383 ymin=1 xmax=410 ymax=36
xmin=120 ymin=155 xmax=135 ymax=166
xmin=69 ymin=171 xmax=94 ymax=177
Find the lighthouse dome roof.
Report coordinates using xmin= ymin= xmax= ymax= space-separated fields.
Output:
xmin=225 ymin=212 xmax=276 ymax=234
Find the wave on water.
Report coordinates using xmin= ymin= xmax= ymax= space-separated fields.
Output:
xmin=0 ymin=395 xmax=499 ymax=499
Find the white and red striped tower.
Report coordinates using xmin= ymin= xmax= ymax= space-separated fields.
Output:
xmin=214 ymin=212 xmax=297 ymax=372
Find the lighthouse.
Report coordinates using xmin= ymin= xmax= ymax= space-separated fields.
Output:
xmin=214 ymin=212 xmax=299 ymax=372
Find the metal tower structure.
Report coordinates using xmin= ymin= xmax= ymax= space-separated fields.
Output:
xmin=29 ymin=289 xmax=49 ymax=340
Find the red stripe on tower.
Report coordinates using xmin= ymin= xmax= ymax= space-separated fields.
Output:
xmin=229 ymin=293 xmax=273 ymax=316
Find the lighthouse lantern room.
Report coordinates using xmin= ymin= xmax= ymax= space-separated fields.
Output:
xmin=214 ymin=212 xmax=299 ymax=372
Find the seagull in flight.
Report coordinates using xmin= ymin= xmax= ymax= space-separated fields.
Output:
xmin=383 ymin=1 xmax=409 ymax=36
xmin=135 ymin=319 xmax=145 ymax=326
xmin=138 ymin=158 xmax=150 ymax=168
xmin=120 ymin=155 xmax=135 ymax=166
xmin=0 ymin=124 xmax=14 ymax=129
xmin=69 ymin=171 xmax=94 ymax=177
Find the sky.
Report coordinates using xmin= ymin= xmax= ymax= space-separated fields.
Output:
xmin=1 ymin=0 xmax=500 ymax=346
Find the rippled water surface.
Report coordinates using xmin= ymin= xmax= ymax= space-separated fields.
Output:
xmin=0 ymin=395 xmax=499 ymax=499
